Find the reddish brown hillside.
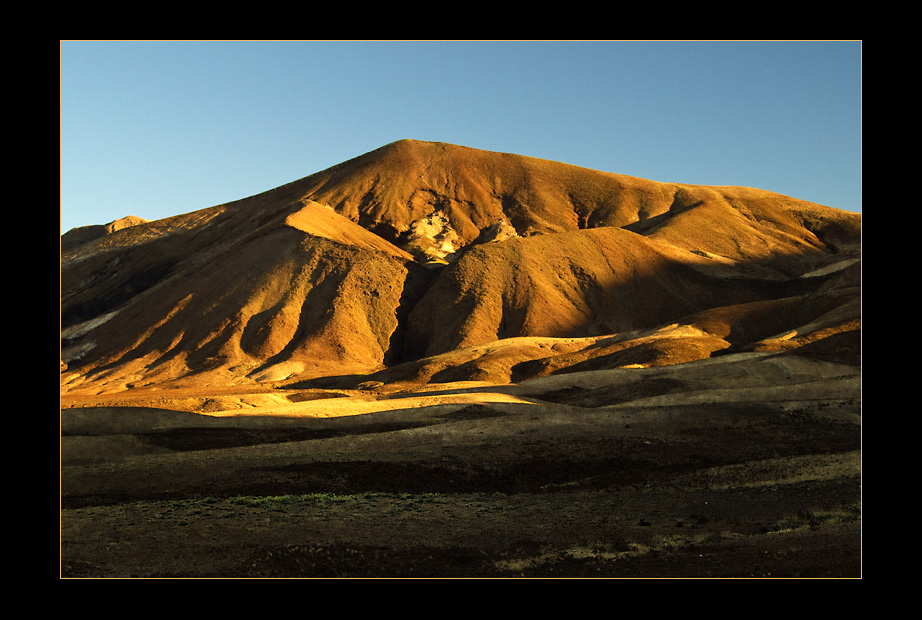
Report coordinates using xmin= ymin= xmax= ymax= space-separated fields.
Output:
xmin=61 ymin=201 xmax=414 ymax=393
xmin=292 ymin=140 xmax=858 ymax=271
xmin=61 ymin=140 xmax=860 ymax=393
xmin=402 ymin=227 xmax=718 ymax=356
xmin=288 ymin=140 xmax=688 ymax=260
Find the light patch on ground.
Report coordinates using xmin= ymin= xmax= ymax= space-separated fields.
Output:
xmin=202 ymin=388 xmax=536 ymax=418
xmin=61 ymin=311 xmax=119 ymax=341
xmin=249 ymin=361 xmax=309 ymax=383
xmin=405 ymin=211 xmax=460 ymax=263
xmin=801 ymin=258 xmax=860 ymax=278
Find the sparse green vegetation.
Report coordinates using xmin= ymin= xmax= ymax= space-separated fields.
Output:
xmin=768 ymin=503 xmax=861 ymax=534
xmin=229 ymin=493 xmax=364 ymax=508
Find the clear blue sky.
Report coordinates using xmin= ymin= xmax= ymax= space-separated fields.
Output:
xmin=60 ymin=40 xmax=861 ymax=233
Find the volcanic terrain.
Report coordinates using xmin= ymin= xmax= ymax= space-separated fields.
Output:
xmin=61 ymin=139 xmax=861 ymax=578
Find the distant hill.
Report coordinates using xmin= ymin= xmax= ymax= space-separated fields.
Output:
xmin=61 ymin=215 xmax=149 ymax=251
xmin=61 ymin=139 xmax=860 ymax=394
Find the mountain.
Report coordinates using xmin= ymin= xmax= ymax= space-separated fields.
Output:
xmin=60 ymin=139 xmax=861 ymax=395
xmin=60 ymin=215 xmax=149 ymax=251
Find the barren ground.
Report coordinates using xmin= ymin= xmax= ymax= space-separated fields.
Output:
xmin=60 ymin=352 xmax=861 ymax=579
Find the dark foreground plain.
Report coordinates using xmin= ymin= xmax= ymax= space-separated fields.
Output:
xmin=61 ymin=350 xmax=861 ymax=578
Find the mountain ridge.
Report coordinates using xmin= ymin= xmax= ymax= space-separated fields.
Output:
xmin=60 ymin=139 xmax=860 ymax=394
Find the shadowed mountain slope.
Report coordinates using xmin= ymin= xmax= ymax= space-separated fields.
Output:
xmin=61 ymin=139 xmax=860 ymax=394
xmin=403 ymin=226 xmax=733 ymax=357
